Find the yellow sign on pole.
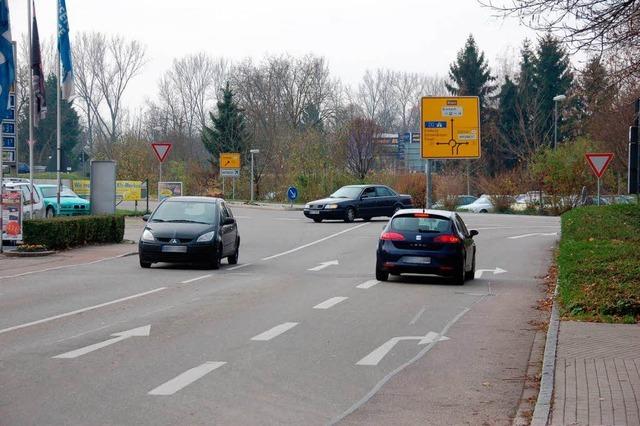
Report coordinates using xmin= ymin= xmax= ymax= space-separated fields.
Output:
xmin=420 ymin=96 xmax=481 ymax=159
xmin=219 ymin=153 xmax=241 ymax=170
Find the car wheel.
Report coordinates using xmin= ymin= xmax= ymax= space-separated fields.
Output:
xmin=313 ymin=218 xmax=323 ymax=223
xmin=210 ymin=246 xmax=222 ymax=270
xmin=46 ymin=206 xmax=55 ymax=218
xmin=228 ymin=241 xmax=239 ymax=265
xmin=344 ymin=207 xmax=355 ymax=223
xmin=139 ymin=259 xmax=151 ymax=268
xmin=452 ymin=258 xmax=465 ymax=285
xmin=376 ymin=268 xmax=389 ymax=282
xmin=465 ymin=250 xmax=476 ymax=280
xmin=479 ymin=209 xmax=488 ymax=213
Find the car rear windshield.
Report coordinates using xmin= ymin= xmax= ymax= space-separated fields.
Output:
xmin=390 ymin=215 xmax=452 ymax=233
xmin=151 ymin=201 xmax=217 ymax=225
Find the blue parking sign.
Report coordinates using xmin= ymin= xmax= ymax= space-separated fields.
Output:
xmin=287 ymin=186 xmax=298 ymax=201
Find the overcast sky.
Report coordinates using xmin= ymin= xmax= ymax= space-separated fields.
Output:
xmin=8 ymin=0 xmax=542 ymax=108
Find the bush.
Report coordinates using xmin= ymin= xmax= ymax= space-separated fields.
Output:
xmin=23 ymin=215 xmax=125 ymax=250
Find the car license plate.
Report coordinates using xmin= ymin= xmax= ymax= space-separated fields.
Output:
xmin=162 ymin=245 xmax=187 ymax=253
xmin=402 ymin=256 xmax=431 ymax=264
xmin=309 ymin=210 xmax=320 ymax=215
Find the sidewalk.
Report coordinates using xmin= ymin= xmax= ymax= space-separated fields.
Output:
xmin=550 ymin=321 xmax=640 ymax=426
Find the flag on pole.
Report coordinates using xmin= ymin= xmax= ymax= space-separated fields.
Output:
xmin=0 ymin=0 xmax=14 ymax=120
xmin=57 ymin=0 xmax=73 ymax=99
xmin=31 ymin=1 xmax=47 ymax=127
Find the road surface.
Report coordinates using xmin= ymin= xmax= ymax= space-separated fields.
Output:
xmin=0 ymin=207 xmax=559 ymax=425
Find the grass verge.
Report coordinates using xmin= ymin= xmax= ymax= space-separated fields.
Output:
xmin=558 ymin=204 xmax=640 ymax=323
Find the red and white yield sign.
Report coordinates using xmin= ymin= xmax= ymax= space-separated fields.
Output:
xmin=585 ymin=152 xmax=614 ymax=178
xmin=151 ymin=142 xmax=172 ymax=163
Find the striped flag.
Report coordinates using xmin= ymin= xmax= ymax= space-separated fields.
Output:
xmin=31 ymin=1 xmax=47 ymax=126
xmin=0 ymin=0 xmax=14 ymax=119
xmin=58 ymin=0 xmax=73 ymax=99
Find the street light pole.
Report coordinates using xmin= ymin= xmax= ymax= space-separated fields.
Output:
xmin=250 ymin=149 xmax=259 ymax=203
xmin=553 ymin=94 xmax=566 ymax=150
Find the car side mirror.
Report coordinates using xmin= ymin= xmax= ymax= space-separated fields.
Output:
xmin=142 ymin=214 xmax=150 ymax=222
xmin=361 ymin=195 xmax=368 ymax=200
xmin=470 ymin=230 xmax=479 ymax=237
xmin=223 ymin=217 xmax=236 ymax=225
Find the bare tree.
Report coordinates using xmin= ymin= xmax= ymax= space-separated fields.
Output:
xmin=73 ymin=32 xmax=147 ymax=149
xmin=343 ymin=117 xmax=380 ymax=179
xmin=354 ymin=69 xmax=398 ymax=131
xmin=395 ymin=73 xmax=447 ymax=133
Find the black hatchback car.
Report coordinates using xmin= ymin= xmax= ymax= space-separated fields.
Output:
xmin=375 ymin=209 xmax=478 ymax=284
xmin=139 ymin=197 xmax=239 ymax=269
xmin=303 ymin=185 xmax=413 ymax=223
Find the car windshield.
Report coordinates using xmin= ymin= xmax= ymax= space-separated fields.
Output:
xmin=330 ymin=186 xmax=362 ymax=199
xmin=390 ymin=216 xmax=452 ymax=233
xmin=40 ymin=186 xmax=78 ymax=198
xmin=151 ymin=201 xmax=217 ymax=224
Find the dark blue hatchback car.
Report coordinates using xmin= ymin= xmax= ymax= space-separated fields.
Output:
xmin=375 ymin=209 xmax=478 ymax=284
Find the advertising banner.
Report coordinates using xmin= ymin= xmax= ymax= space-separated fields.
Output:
xmin=158 ymin=182 xmax=183 ymax=201
xmin=72 ymin=180 xmax=143 ymax=201
xmin=1 ymin=189 xmax=23 ymax=241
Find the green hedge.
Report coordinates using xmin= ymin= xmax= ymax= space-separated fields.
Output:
xmin=23 ymin=215 xmax=125 ymax=250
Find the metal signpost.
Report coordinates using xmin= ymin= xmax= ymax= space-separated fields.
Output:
xmin=151 ymin=142 xmax=172 ymax=189
xmin=420 ymin=96 xmax=481 ymax=208
xmin=250 ymin=149 xmax=259 ymax=203
xmin=220 ymin=153 xmax=241 ymax=199
xmin=287 ymin=186 xmax=298 ymax=209
xmin=585 ymin=153 xmax=614 ymax=206
xmin=628 ymin=99 xmax=639 ymax=197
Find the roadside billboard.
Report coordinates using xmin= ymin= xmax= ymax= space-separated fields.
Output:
xmin=72 ymin=180 xmax=143 ymax=201
xmin=158 ymin=182 xmax=183 ymax=201
xmin=1 ymin=189 xmax=23 ymax=241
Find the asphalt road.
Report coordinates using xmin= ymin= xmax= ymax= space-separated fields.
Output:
xmin=0 ymin=207 xmax=559 ymax=425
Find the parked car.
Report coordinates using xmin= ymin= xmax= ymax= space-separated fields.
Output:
xmin=36 ymin=184 xmax=90 ymax=217
xmin=3 ymin=180 xmax=45 ymax=218
xmin=138 ymin=196 xmax=239 ymax=269
xmin=432 ymin=195 xmax=477 ymax=210
xmin=303 ymin=184 xmax=413 ymax=223
xmin=457 ymin=195 xmax=495 ymax=213
xmin=375 ymin=209 xmax=478 ymax=284
xmin=17 ymin=162 xmax=30 ymax=174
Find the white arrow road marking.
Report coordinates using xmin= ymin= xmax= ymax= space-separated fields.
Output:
xmin=308 ymin=260 xmax=339 ymax=272
xmin=53 ymin=325 xmax=151 ymax=359
xmin=474 ymin=267 xmax=507 ymax=279
xmin=357 ymin=332 xmax=450 ymax=366
xmin=508 ymin=232 xmax=557 ymax=240
xmin=251 ymin=322 xmax=298 ymax=341
xmin=313 ymin=297 xmax=348 ymax=310
xmin=356 ymin=280 xmax=380 ymax=289
xmin=148 ymin=362 xmax=226 ymax=396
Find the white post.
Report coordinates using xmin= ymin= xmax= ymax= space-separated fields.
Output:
xmin=27 ymin=0 xmax=34 ymax=219
xmin=56 ymin=50 xmax=62 ymax=211
xmin=425 ymin=160 xmax=432 ymax=209
xmin=158 ymin=161 xmax=162 ymax=201
xmin=597 ymin=177 xmax=601 ymax=206
xmin=232 ymin=177 xmax=235 ymax=200
xmin=250 ymin=152 xmax=254 ymax=203
xmin=554 ymin=100 xmax=558 ymax=150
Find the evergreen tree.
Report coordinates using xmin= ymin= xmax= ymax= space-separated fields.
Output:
xmin=17 ymin=73 xmax=82 ymax=170
xmin=533 ymin=34 xmax=573 ymax=146
xmin=202 ymin=82 xmax=247 ymax=166
xmin=446 ymin=34 xmax=497 ymax=109
xmin=497 ymin=76 xmax=519 ymax=167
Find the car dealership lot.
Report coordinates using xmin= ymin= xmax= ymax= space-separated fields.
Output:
xmin=0 ymin=206 xmax=559 ymax=425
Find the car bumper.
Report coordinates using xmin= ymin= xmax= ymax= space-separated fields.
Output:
xmin=58 ymin=209 xmax=90 ymax=216
xmin=139 ymin=241 xmax=220 ymax=264
xmin=377 ymin=245 xmax=463 ymax=277
xmin=303 ymin=208 xmax=345 ymax=220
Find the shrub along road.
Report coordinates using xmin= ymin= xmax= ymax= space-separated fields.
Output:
xmin=0 ymin=207 xmax=559 ymax=425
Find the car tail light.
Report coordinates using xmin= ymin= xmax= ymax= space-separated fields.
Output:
xmin=434 ymin=234 xmax=461 ymax=244
xmin=414 ymin=213 xmax=429 ymax=218
xmin=380 ymin=232 xmax=405 ymax=241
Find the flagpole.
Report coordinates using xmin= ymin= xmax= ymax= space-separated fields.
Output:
xmin=56 ymin=49 xmax=61 ymax=211
xmin=27 ymin=0 xmax=34 ymax=219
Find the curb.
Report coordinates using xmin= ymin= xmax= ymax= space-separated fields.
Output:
xmin=3 ymin=250 xmax=56 ymax=257
xmin=531 ymin=283 xmax=560 ymax=426
xmin=226 ymin=201 xmax=305 ymax=211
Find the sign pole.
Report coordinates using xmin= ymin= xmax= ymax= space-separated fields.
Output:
xmin=597 ymin=177 xmax=601 ymax=206
xmin=222 ymin=175 xmax=225 ymax=196
xmin=27 ymin=0 xmax=34 ymax=220
xmin=1 ymin=124 xmax=4 ymax=253
xmin=232 ymin=177 xmax=235 ymax=200
xmin=425 ymin=159 xmax=432 ymax=209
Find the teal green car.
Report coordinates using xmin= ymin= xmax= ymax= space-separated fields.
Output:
xmin=36 ymin=184 xmax=91 ymax=217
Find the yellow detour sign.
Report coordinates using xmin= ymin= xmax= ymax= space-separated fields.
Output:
xmin=72 ymin=180 xmax=91 ymax=197
xmin=420 ymin=96 xmax=481 ymax=159
xmin=220 ymin=153 xmax=241 ymax=169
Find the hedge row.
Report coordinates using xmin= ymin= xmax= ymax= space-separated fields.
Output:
xmin=23 ymin=215 xmax=125 ymax=250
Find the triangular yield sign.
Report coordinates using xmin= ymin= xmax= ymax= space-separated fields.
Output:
xmin=585 ymin=152 xmax=614 ymax=178
xmin=151 ymin=142 xmax=172 ymax=163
